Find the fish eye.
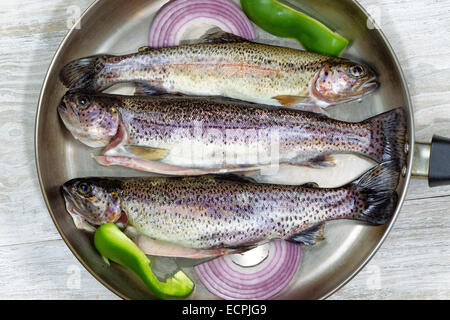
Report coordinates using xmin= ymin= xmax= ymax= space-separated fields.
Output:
xmin=350 ymin=65 xmax=365 ymax=78
xmin=78 ymin=97 xmax=89 ymax=108
xmin=78 ymin=183 xmax=90 ymax=194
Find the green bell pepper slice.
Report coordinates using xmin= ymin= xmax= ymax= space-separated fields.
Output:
xmin=94 ymin=223 xmax=194 ymax=300
xmin=241 ymin=0 xmax=349 ymax=56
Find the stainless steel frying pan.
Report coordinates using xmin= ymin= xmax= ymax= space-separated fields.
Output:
xmin=35 ymin=0 xmax=449 ymax=299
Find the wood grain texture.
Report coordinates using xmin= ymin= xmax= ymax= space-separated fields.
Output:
xmin=0 ymin=0 xmax=449 ymax=300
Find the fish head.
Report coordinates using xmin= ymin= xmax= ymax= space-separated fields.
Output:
xmin=58 ymin=92 xmax=120 ymax=148
xmin=61 ymin=178 xmax=122 ymax=225
xmin=312 ymin=61 xmax=378 ymax=106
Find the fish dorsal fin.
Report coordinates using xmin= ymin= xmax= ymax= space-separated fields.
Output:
xmin=213 ymin=173 xmax=258 ymax=184
xmin=138 ymin=46 xmax=153 ymax=53
xmin=181 ymin=27 xmax=250 ymax=45
xmin=288 ymin=223 xmax=325 ymax=246
xmin=300 ymin=182 xmax=319 ymax=188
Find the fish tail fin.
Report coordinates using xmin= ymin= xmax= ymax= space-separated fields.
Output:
xmin=366 ymin=107 xmax=407 ymax=164
xmin=349 ymin=161 xmax=400 ymax=225
xmin=60 ymin=55 xmax=113 ymax=91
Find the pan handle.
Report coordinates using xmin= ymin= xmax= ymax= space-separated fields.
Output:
xmin=412 ymin=135 xmax=450 ymax=187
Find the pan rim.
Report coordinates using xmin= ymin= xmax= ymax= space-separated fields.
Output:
xmin=34 ymin=0 xmax=129 ymax=300
xmin=34 ymin=0 xmax=415 ymax=300
xmin=314 ymin=0 xmax=415 ymax=300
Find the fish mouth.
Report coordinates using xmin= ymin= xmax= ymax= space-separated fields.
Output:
xmin=61 ymin=185 xmax=82 ymax=219
xmin=57 ymin=102 xmax=76 ymax=128
xmin=360 ymin=77 xmax=379 ymax=91
xmin=57 ymin=103 xmax=70 ymax=121
xmin=362 ymin=81 xmax=379 ymax=90
xmin=61 ymin=184 xmax=71 ymax=198
xmin=58 ymin=103 xmax=67 ymax=112
xmin=352 ymin=77 xmax=379 ymax=100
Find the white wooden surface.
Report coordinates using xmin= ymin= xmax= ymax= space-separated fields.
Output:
xmin=0 ymin=0 xmax=449 ymax=300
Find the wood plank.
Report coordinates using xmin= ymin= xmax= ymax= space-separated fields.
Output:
xmin=0 ymin=240 xmax=118 ymax=300
xmin=0 ymin=0 xmax=94 ymax=246
xmin=332 ymin=196 xmax=450 ymax=299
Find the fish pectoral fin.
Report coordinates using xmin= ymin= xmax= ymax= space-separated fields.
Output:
xmin=300 ymin=155 xmax=336 ymax=169
xmin=135 ymin=82 xmax=167 ymax=95
xmin=273 ymin=95 xmax=311 ymax=106
xmin=288 ymin=223 xmax=325 ymax=246
xmin=182 ymin=27 xmax=250 ymax=45
xmin=124 ymin=145 xmax=170 ymax=161
xmin=101 ymin=120 xmax=169 ymax=162
xmin=273 ymin=96 xmax=330 ymax=115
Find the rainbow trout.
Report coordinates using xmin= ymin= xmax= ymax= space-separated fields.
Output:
xmin=58 ymin=91 xmax=406 ymax=175
xmin=60 ymin=30 xmax=378 ymax=110
xmin=62 ymin=162 xmax=399 ymax=258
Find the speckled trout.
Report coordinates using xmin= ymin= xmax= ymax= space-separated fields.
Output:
xmin=58 ymin=91 xmax=406 ymax=175
xmin=62 ymin=161 xmax=399 ymax=258
xmin=60 ymin=30 xmax=378 ymax=110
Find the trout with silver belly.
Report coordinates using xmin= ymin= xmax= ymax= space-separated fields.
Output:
xmin=58 ymin=91 xmax=406 ymax=175
xmin=62 ymin=162 xmax=399 ymax=258
xmin=60 ymin=30 xmax=378 ymax=111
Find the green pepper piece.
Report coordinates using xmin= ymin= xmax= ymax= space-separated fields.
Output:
xmin=94 ymin=223 xmax=194 ymax=300
xmin=241 ymin=0 xmax=349 ymax=56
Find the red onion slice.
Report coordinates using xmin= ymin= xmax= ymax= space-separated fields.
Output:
xmin=149 ymin=0 xmax=256 ymax=48
xmin=195 ymin=241 xmax=302 ymax=300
